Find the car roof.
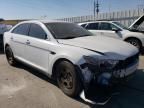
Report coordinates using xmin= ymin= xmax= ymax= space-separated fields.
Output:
xmin=78 ymin=21 xmax=115 ymax=25
xmin=20 ymin=20 xmax=72 ymax=24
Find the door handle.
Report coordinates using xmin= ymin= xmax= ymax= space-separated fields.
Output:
xmin=26 ymin=40 xmax=30 ymax=45
xmin=10 ymin=37 xmax=13 ymax=40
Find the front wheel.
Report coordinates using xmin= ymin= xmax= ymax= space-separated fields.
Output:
xmin=5 ymin=46 xmax=17 ymax=66
xmin=56 ymin=61 xmax=82 ymax=97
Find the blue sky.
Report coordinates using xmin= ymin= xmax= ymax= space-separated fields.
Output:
xmin=0 ymin=0 xmax=143 ymax=20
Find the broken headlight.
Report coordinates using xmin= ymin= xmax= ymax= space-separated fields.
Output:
xmin=83 ymin=56 xmax=119 ymax=70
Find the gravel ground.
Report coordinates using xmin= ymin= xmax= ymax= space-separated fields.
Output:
xmin=0 ymin=51 xmax=144 ymax=108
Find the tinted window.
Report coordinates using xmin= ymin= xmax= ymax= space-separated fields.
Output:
xmin=12 ymin=23 xmax=30 ymax=35
xmin=45 ymin=23 xmax=92 ymax=39
xmin=111 ymin=24 xmax=121 ymax=30
xmin=100 ymin=22 xmax=112 ymax=30
xmin=29 ymin=24 xmax=46 ymax=39
xmin=86 ymin=23 xmax=99 ymax=30
xmin=81 ymin=24 xmax=87 ymax=28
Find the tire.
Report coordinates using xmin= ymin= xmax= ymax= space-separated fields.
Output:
xmin=5 ymin=46 xmax=17 ymax=66
xmin=56 ymin=60 xmax=82 ymax=97
xmin=126 ymin=38 xmax=142 ymax=51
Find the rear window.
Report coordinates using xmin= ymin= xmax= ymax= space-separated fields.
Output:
xmin=86 ymin=23 xmax=99 ymax=30
xmin=12 ymin=23 xmax=30 ymax=35
xmin=81 ymin=24 xmax=87 ymax=28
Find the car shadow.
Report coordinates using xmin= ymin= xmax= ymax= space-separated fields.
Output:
xmin=13 ymin=62 xmax=144 ymax=108
xmin=14 ymin=62 xmax=92 ymax=105
xmin=14 ymin=63 xmax=57 ymax=86
xmin=0 ymin=48 xmax=4 ymax=54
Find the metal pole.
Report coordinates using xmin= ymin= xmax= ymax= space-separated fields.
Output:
xmin=109 ymin=0 xmax=111 ymax=13
xmin=96 ymin=0 xmax=99 ymax=15
xmin=94 ymin=0 xmax=96 ymax=17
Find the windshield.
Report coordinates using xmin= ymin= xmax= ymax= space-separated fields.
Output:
xmin=45 ymin=22 xmax=93 ymax=39
xmin=113 ymin=22 xmax=129 ymax=30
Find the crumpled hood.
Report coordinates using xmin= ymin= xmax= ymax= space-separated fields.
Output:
xmin=58 ymin=36 xmax=138 ymax=60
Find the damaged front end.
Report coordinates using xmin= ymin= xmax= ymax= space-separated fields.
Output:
xmin=76 ymin=53 xmax=139 ymax=104
xmin=80 ymin=56 xmax=120 ymax=87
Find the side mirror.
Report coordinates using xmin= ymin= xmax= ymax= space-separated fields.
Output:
xmin=112 ymin=28 xmax=120 ymax=32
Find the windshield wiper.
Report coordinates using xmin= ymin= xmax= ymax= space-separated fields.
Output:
xmin=80 ymin=34 xmax=91 ymax=36
xmin=79 ymin=33 xmax=94 ymax=36
xmin=60 ymin=34 xmax=91 ymax=39
xmin=60 ymin=36 xmax=77 ymax=39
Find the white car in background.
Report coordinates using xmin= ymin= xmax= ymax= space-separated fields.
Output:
xmin=4 ymin=20 xmax=139 ymax=103
xmin=79 ymin=15 xmax=144 ymax=52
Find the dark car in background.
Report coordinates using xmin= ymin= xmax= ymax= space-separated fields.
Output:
xmin=0 ymin=21 xmax=12 ymax=49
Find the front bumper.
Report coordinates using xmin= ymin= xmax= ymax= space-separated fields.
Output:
xmin=77 ymin=53 xmax=139 ymax=105
xmin=76 ymin=61 xmax=138 ymax=105
xmin=78 ymin=54 xmax=139 ymax=90
xmin=75 ymin=57 xmax=138 ymax=105
xmin=81 ymin=62 xmax=138 ymax=87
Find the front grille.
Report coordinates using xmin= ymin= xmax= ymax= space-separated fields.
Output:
xmin=116 ymin=53 xmax=139 ymax=69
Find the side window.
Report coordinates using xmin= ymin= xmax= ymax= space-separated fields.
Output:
xmin=12 ymin=23 xmax=30 ymax=35
xmin=81 ymin=24 xmax=87 ymax=28
xmin=86 ymin=23 xmax=99 ymax=30
xmin=100 ymin=23 xmax=112 ymax=30
xmin=111 ymin=24 xmax=120 ymax=30
xmin=29 ymin=24 xmax=47 ymax=39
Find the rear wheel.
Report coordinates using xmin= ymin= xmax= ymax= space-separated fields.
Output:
xmin=5 ymin=46 xmax=17 ymax=66
xmin=56 ymin=61 xmax=82 ymax=97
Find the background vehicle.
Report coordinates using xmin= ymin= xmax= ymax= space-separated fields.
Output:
xmin=0 ymin=22 xmax=12 ymax=49
xmin=4 ymin=20 xmax=139 ymax=101
xmin=79 ymin=15 xmax=144 ymax=52
xmin=129 ymin=15 xmax=144 ymax=33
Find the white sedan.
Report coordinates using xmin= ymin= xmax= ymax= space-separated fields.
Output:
xmin=79 ymin=15 xmax=144 ymax=52
xmin=4 ymin=20 xmax=139 ymax=100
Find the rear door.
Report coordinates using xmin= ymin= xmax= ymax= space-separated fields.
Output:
xmin=10 ymin=23 xmax=30 ymax=59
xmin=25 ymin=23 xmax=50 ymax=72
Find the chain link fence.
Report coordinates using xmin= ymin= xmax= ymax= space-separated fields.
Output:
xmin=57 ymin=9 xmax=144 ymax=27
